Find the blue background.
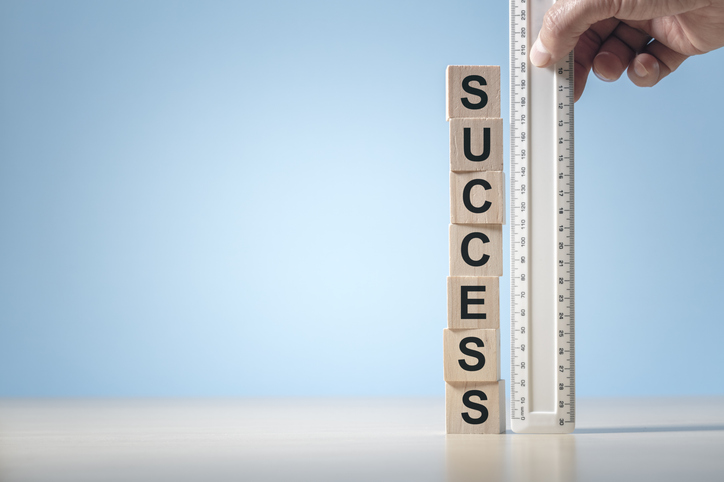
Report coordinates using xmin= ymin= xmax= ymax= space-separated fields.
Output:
xmin=2 ymin=0 xmax=723 ymax=397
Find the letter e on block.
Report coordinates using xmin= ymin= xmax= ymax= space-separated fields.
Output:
xmin=447 ymin=277 xmax=499 ymax=329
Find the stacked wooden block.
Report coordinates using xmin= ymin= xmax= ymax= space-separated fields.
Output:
xmin=445 ymin=66 xmax=505 ymax=434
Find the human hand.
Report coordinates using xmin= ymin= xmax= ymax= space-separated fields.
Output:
xmin=529 ymin=0 xmax=724 ymax=101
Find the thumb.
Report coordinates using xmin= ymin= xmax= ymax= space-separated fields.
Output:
xmin=529 ymin=0 xmax=703 ymax=68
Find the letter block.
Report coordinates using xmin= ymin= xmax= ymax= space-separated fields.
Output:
xmin=449 ymin=118 xmax=504 ymax=172
xmin=449 ymin=224 xmax=503 ymax=277
xmin=447 ymin=276 xmax=499 ymax=329
xmin=450 ymin=171 xmax=506 ymax=225
xmin=446 ymin=65 xmax=501 ymax=120
xmin=446 ymin=380 xmax=506 ymax=434
xmin=444 ymin=328 xmax=500 ymax=382
xmin=445 ymin=65 xmax=504 ymax=435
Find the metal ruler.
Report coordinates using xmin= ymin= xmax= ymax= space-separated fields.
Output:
xmin=509 ymin=0 xmax=575 ymax=433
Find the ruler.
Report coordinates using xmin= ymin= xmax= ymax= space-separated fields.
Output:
xmin=509 ymin=0 xmax=575 ymax=433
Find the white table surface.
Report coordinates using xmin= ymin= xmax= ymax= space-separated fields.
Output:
xmin=1 ymin=397 xmax=722 ymax=481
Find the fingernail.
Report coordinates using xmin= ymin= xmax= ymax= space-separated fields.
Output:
xmin=593 ymin=70 xmax=612 ymax=82
xmin=633 ymin=59 xmax=648 ymax=78
xmin=592 ymin=53 xmax=619 ymax=82
xmin=530 ymin=38 xmax=551 ymax=67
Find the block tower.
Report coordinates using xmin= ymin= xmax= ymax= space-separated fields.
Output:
xmin=445 ymin=66 xmax=505 ymax=434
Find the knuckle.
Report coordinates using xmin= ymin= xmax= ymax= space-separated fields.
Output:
xmin=603 ymin=0 xmax=623 ymax=17
xmin=578 ymin=29 xmax=603 ymax=51
xmin=543 ymin=5 xmax=567 ymax=39
xmin=545 ymin=0 xmax=621 ymax=36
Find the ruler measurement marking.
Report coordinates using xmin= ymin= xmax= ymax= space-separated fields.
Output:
xmin=510 ymin=0 xmax=574 ymax=433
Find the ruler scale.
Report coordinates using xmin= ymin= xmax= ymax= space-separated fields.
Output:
xmin=510 ymin=0 xmax=575 ymax=433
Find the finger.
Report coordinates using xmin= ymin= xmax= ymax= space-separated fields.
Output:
xmin=530 ymin=0 xmax=621 ymax=68
xmin=530 ymin=0 xmax=707 ymax=68
xmin=592 ymin=22 xmax=651 ymax=82
xmin=573 ymin=48 xmax=591 ymax=102
xmin=627 ymin=40 xmax=689 ymax=87
xmin=571 ymin=19 xmax=620 ymax=101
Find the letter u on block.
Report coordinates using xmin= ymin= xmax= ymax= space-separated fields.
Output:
xmin=450 ymin=118 xmax=504 ymax=172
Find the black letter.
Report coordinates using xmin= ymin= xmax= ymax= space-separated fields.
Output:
xmin=463 ymin=127 xmax=491 ymax=161
xmin=458 ymin=337 xmax=485 ymax=371
xmin=461 ymin=286 xmax=486 ymax=319
xmin=461 ymin=389 xmax=489 ymax=424
xmin=462 ymin=179 xmax=492 ymax=213
xmin=461 ymin=75 xmax=488 ymax=110
xmin=461 ymin=232 xmax=490 ymax=267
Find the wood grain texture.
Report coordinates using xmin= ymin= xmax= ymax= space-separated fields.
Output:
xmin=450 ymin=171 xmax=505 ymax=225
xmin=443 ymin=328 xmax=500 ymax=382
xmin=447 ymin=276 xmax=499 ymax=329
xmin=446 ymin=380 xmax=506 ymax=434
xmin=449 ymin=118 xmax=504 ymax=172
xmin=446 ymin=65 xmax=500 ymax=119
xmin=449 ymin=224 xmax=503 ymax=277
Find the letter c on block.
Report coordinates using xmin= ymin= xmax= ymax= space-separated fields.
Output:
xmin=462 ymin=179 xmax=492 ymax=214
xmin=461 ymin=232 xmax=490 ymax=267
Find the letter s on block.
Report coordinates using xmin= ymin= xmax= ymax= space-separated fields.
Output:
xmin=458 ymin=337 xmax=485 ymax=371
xmin=462 ymin=389 xmax=489 ymax=424
xmin=460 ymin=75 xmax=488 ymax=110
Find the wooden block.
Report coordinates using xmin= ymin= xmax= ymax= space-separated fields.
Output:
xmin=446 ymin=380 xmax=506 ymax=434
xmin=450 ymin=171 xmax=505 ymax=225
xmin=447 ymin=277 xmax=499 ymax=329
xmin=449 ymin=224 xmax=503 ymax=277
xmin=450 ymin=118 xmax=504 ymax=172
xmin=444 ymin=328 xmax=500 ymax=382
xmin=446 ymin=65 xmax=500 ymax=119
